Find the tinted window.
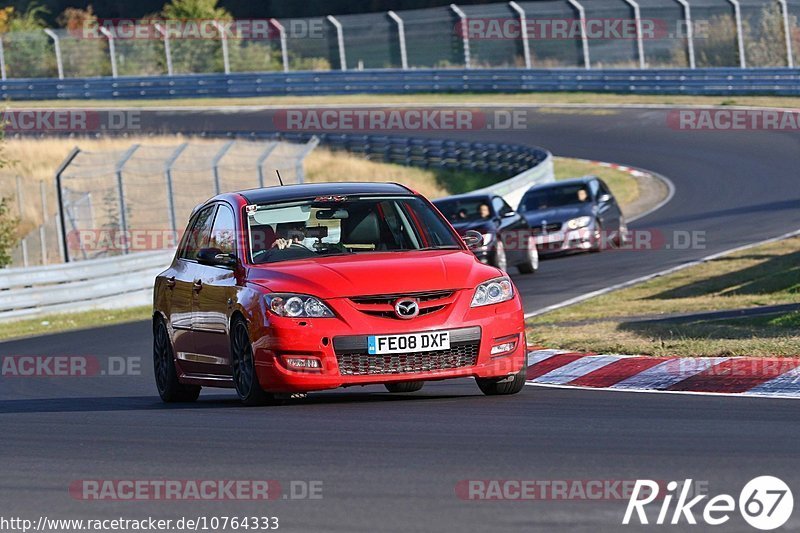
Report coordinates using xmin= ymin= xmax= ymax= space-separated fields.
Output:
xmin=209 ymin=204 xmax=237 ymax=255
xmin=179 ymin=205 xmax=216 ymax=261
xmin=434 ymin=197 xmax=495 ymax=223
xmin=520 ymin=184 xmax=592 ymax=211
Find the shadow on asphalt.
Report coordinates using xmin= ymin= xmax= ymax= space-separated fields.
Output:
xmin=0 ymin=391 xmax=480 ymax=414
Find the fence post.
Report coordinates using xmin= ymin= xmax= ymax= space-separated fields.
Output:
xmin=727 ymin=0 xmax=747 ymax=68
xmin=212 ymin=141 xmax=235 ymax=195
xmin=777 ymin=0 xmax=794 ymax=68
xmin=43 ymin=29 xmax=64 ymax=79
xmin=164 ymin=143 xmax=188 ymax=236
xmin=115 ymin=145 xmax=140 ymax=256
xmin=39 ymin=181 xmax=48 ymax=265
xmin=155 ymin=24 xmax=174 ymax=76
xmin=55 ymin=147 xmax=80 ymax=263
xmin=450 ymin=4 xmax=472 ymax=69
xmin=213 ymin=21 xmax=231 ymax=74
xmin=99 ymin=26 xmax=118 ymax=78
xmin=674 ymin=0 xmax=696 ymax=69
xmin=622 ymin=0 xmax=646 ymax=68
xmin=387 ymin=11 xmax=409 ymax=70
xmin=566 ymin=0 xmax=590 ymax=69
xmin=508 ymin=2 xmax=531 ymax=69
xmin=256 ymin=142 xmax=279 ymax=188
xmin=0 ymin=37 xmax=6 ymax=80
xmin=296 ymin=136 xmax=320 ymax=184
xmin=269 ymin=19 xmax=289 ymax=72
xmin=326 ymin=15 xmax=347 ymax=71
xmin=15 ymin=176 xmax=28 ymax=267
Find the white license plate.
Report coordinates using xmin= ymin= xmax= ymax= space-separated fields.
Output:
xmin=537 ymin=232 xmax=564 ymax=244
xmin=368 ymin=331 xmax=451 ymax=355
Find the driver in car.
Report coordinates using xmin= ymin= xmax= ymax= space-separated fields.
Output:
xmin=272 ymin=222 xmax=311 ymax=250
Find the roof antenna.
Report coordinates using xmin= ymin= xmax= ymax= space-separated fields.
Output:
xmin=275 ymin=169 xmax=285 ymax=186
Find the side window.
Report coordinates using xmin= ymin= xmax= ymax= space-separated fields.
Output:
xmin=209 ymin=204 xmax=237 ymax=255
xmin=597 ymin=180 xmax=612 ymax=199
xmin=493 ymin=196 xmax=512 ymax=216
xmin=589 ymin=180 xmax=600 ymax=198
xmin=179 ymin=205 xmax=216 ymax=261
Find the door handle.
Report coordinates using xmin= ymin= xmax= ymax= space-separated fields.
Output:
xmin=165 ymin=277 xmax=176 ymax=289
xmin=193 ymin=280 xmax=203 ymax=292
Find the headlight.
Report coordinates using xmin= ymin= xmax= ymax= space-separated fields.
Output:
xmin=481 ymin=233 xmax=494 ymax=246
xmin=266 ymin=293 xmax=334 ymax=318
xmin=471 ymin=276 xmax=514 ymax=307
xmin=565 ymin=216 xmax=592 ymax=230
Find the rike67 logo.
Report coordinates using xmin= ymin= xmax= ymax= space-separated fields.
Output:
xmin=624 ymin=477 xmax=793 ymax=530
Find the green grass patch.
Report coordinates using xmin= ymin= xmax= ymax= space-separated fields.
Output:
xmin=0 ymin=306 xmax=151 ymax=343
xmin=528 ymin=236 xmax=800 ymax=357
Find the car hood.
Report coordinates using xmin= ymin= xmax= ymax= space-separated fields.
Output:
xmin=248 ymin=250 xmax=494 ymax=298
xmin=522 ymin=205 xmax=594 ymax=226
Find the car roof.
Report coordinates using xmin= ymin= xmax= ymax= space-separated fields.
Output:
xmin=236 ymin=182 xmax=413 ymax=204
xmin=524 ymin=176 xmax=596 ymax=193
xmin=432 ymin=192 xmax=492 ymax=203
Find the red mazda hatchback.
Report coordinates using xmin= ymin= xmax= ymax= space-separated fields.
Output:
xmin=153 ymin=182 xmax=527 ymax=405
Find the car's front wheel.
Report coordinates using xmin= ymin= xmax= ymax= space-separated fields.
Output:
xmin=492 ymin=240 xmax=507 ymax=272
xmin=385 ymin=381 xmax=424 ymax=393
xmin=476 ymin=366 xmax=527 ymax=396
xmin=231 ymin=316 xmax=274 ymax=406
xmin=516 ymin=235 xmax=539 ymax=274
xmin=153 ymin=319 xmax=201 ymax=403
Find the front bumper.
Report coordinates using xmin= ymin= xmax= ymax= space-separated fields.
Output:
xmin=250 ymin=292 xmax=525 ymax=393
xmin=535 ymin=228 xmax=594 ymax=254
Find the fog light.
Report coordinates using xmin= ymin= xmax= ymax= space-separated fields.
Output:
xmin=490 ymin=341 xmax=517 ymax=355
xmin=285 ymin=357 xmax=322 ymax=370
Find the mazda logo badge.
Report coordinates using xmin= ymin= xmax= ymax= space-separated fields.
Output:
xmin=394 ymin=298 xmax=420 ymax=319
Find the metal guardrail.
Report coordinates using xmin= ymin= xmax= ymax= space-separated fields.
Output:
xmin=0 ymin=250 xmax=173 ymax=320
xmin=2 ymin=68 xmax=800 ymax=101
xmin=0 ymin=135 xmax=553 ymax=321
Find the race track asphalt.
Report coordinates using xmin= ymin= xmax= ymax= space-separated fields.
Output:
xmin=1 ymin=106 xmax=799 ymax=532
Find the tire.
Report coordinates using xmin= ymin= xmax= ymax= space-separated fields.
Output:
xmin=614 ymin=216 xmax=629 ymax=247
xmin=153 ymin=319 xmax=201 ymax=403
xmin=516 ymin=236 xmax=539 ymax=274
xmin=589 ymin=220 xmax=603 ymax=253
xmin=385 ymin=381 xmax=424 ymax=393
xmin=476 ymin=363 xmax=527 ymax=396
xmin=230 ymin=316 xmax=274 ymax=406
xmin=492 ymin=239 xmax=508 ymax=272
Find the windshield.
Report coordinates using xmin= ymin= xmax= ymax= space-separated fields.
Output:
xmin=520 ymin=184 xmax=592 ymax=211
xmin=434 ymin=198 xmax=494 ymax=223
xmin=246 ymin=195 xmax=463 ymax=264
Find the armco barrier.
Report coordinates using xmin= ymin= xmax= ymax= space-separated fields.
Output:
xmin=0 ymin=250 xmax=174 ymax=320
xmin=3 ymin=68 xmax=800 ymax=101
xmin=1 ymin=134 xmax=553 ymax=320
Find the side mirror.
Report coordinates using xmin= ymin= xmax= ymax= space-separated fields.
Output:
xmin=502 ymin=210 xmax=517 ymax=218
xmin=462 ymin=230 xmax=484 ymax=249
xmin=598 ymin=194 xmax=612 ymax=203
xmin=197 ymin=247 xmax=237 ymax=267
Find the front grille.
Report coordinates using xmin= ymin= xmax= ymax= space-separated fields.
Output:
xmin=336 ymin=343 xmax=479 ymax=376
xmin=530 ymin=223 xmax=563 ymax=236
xmin=349 ymin=290 xmax=454 ymax=306
xmin=348 ymin=290 xmax=456 ymax=320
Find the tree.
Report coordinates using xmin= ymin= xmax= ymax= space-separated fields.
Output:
xmin=0 ymin=197 xmax=19 ymax=268
xmin=2 ymin=4 xmax=58 ymax=78
xmin=57 ymin=6 xmax=112 ymax=77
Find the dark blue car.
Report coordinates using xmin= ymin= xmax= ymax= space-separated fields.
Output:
xmin=518 ymin=177 xmax=627 ymax=255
